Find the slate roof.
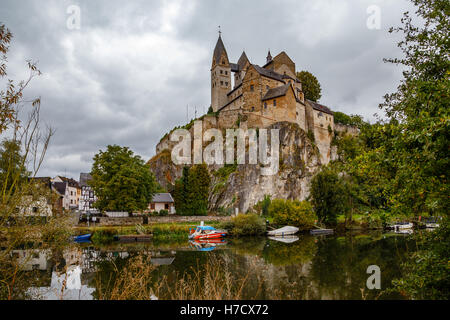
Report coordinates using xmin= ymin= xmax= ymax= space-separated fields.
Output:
xmin=57 ymin=176 xmax=80 ymax=188
xmin=230 ymin=63 xmax=239 ymax=72
xmin=79 ymin=173 xmax=92 ymax=187
xmin=252 ymin=64 xmax=285 ymax=82
xmin=262 ymin=84 xmax=291 ymax=101
xmin=307 ymin=99 xmax=334 ymax=115
xmin=53 ymin=182 xmax=67 ymax=195
xmin=213 ymin=35 xmax=227 ymax=64
xmin=151 ymin=193 xmax=174 ymax=203
xmin=31 ymin=177 xmax=52 ymax=189
xmin=237 ymin=51 xmax=249 ymax=70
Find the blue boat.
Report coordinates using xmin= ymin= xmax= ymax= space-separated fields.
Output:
xmin=74 ymin=234 xmax=92 ymax=242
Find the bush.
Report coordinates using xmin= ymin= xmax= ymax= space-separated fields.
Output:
xmin=91 ymin=228 xmax=118 ymax=244
xmin=158 ymin=209 xmax=169 ymax=216
xmin=310 ymin=168 xmax=347 ymax=226
xmin=268 ymin=199 xmax=316 ymax=230
xmin=221 ymin=214 xmax=266 ymax=237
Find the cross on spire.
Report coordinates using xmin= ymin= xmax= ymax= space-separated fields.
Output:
xmin=218 ymin=25 xmax=222 ymax=37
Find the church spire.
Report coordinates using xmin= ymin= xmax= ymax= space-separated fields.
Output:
xmin=212 ymin=30 xmax=229 ymax=67
xmin=266 ymin=49 xmax=273 ymax=64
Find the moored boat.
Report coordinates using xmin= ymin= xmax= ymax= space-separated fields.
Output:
xmin=392 ymin=222 xmax=414 ymax=231
xmin=188 ymin=225 xmax=227 ymax=240
xmin=267 ymin=226 xmax=299 ymax=237
xmin=74 ymin=234 xmax=91 ymax=242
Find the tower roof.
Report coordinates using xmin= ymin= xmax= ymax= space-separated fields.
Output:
xmin=213 ymin=35 xmax=228 ymax=64
xmin=266 ymin=50 xmax=273 ymax=63
xmin=237 ymin=51 xmax=250 ymax=70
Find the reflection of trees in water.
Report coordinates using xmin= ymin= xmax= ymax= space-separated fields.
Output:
xmin=308 ymin=235 xmax=411 ymax=299
xmin=5 ymin=234 xmax=415 ymax=300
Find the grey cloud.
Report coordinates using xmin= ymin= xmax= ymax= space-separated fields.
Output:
xmin=0 ymin=0 xmax=416 ymax=179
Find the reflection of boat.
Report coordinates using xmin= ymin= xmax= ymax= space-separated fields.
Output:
xmin=189 ymin=239 xmax=227 ymax=252
xmin=74 ymin=234 xmax=91 ymax=242
xmin=267 ymin=226 xmax=299 ymax=236
xmin=389 ymin=222 xmax=414 ymax=231
xmin=188 ymin=225 xmax=227 ymax=240
xmin=310 ymin=229 xmax=334 ymax=236
xmin=268 ymin=236 xmax=299 ymax=243
xmin=395 ymin=229 xmax=413 ymax=235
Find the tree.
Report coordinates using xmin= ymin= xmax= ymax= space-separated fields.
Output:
xmin=173 ymin=166 xmax=190 ymax=214
xmin=296 ymin=71 xmax=322 ymax=102
xmin=310 ymin=168 xmax=347 ymax=225
xmin=90 ymin=145 xmax=158 ymax=213
xmin=0 ymin=24 xmax=67 ymax=300
xmin=0 ymin=140 xmax=28 ymax=194
xmin=173 ymin=164 xmax=210 ymax=216
xmin=268 ymin=199 xmax=316 ymax=230
xmin=376 ymin=0 xmax=449 ymax=217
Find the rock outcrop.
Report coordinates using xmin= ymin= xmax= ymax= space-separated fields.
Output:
xmin=148 ymin=121 xmax=326 ymax=213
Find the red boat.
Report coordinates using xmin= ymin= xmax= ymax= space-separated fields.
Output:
xmin=188 ymin=225 xmax=228 ymax=240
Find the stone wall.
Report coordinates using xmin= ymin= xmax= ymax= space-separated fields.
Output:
xmin=81 ymin=215 xmax=232 ymax=227
xmin=334 ymin=123 xmax=360 ymax=136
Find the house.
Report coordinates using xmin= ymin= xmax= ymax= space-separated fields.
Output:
xmin=148 ymin=193 xmax=175 ymax=214
xmin=18 ymin=177 xmax=57 ymax=217
xmin=52 ymin=176 xmax=81 ymax=209
xmin=78 ymin=173 xmax=99 ymax=214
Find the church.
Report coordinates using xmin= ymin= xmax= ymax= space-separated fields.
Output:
xmin=210 ymin=34 xmax=335 ymax=163
xmin=156 ymin=34 xmax=337 ymax=165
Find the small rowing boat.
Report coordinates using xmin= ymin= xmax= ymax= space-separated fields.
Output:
xmin=74 ymin=234 xmax=91 ymax=242
xmin=267 ymin=226 xmax=299 ymax=237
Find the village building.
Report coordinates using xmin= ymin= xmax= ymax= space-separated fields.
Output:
xmin=148 ymin=193 xmax=175 ymax=214
xmin=52 ymin=176 xmax=80 ymax=210
xmin=78 ymin=173 xmax=99 ymax=214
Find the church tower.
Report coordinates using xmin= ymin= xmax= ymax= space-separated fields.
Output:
xmin=211 ymin=33 xmax=231 ymax=112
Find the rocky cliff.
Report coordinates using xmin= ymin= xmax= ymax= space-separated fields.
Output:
xmin=148 ymin=121 xmax=327 ymax=213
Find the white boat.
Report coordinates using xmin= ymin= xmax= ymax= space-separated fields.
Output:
xmin=425 ymin=223 xmax=440 ymax=229
xmin=268 ymin=236 xmax=299 ymax=244
xmin=392 ymin=222 xmax=413 ymax=231
xmin=267 ymin=226 xmax=299 ymax=237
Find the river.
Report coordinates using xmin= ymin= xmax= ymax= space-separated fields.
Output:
xmin=13 ymin=230 xmax=420 ymax=300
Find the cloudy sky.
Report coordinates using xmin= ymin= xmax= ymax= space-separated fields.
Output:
xmin=1 ymin=0 xmax=416 ymax=180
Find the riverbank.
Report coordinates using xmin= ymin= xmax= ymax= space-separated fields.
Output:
xmin=74 ymin=219 xmax=227 ymax=244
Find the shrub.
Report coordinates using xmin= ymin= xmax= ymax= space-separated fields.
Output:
xmin=268 ymin=199 xmax=316 ymax=230
xmin=221 ymin=214 xmax=266 ymax=237
xmin=158 ymin=209 xmax=169 ymax=216
xmin=253 ymin=195 xmax=271 ymax=216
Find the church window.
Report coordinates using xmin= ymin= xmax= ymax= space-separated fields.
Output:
xmin=251 ymin=106 xmax=255 ymax=111
xmin=222 ymin=59 xmax=225 ymax=64
xmin=250 ymin=85 xmax=254 ymax=91
xmin=273 ymin=99 xmax=277 ymax=107
xmin=221 ymin=81 xmax=224 ymax=85
xmin=220 ymin=70 xmax=223 ymax=74
xmin=225 ymin=71 xmax=228 ymax=75
xmin=225 ymin=82 xmax=228 ymax=86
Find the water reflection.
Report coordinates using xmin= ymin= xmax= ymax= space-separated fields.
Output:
xmin=189 ymin=239 xmax=227 ymax=252
xmin=10 ymin=231 xmax=417 ymax=300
